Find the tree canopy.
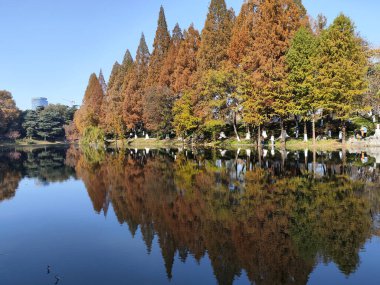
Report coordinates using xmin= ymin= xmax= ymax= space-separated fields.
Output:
xmin=74 ymin=73 xmax=104 ymax=135
xmin=0 ymin=90 xmax=20 ymax=138
xmin=63 ymin=2 xmax=376 ymax=144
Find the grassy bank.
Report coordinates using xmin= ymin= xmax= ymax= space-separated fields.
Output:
xmin=107 ymin=137 xmax=257 ymax=149
xmin=0 ymin=139 xmax=70 ymax=148
xmin=115 ymin=137 xmax=346 ymax=151
xmin=275 ymin=139 xmax=345 ymax=151
xmin=108 ymin=138 xmax=180 ymax=148
xmin=1 ymin=137 xmax=349 ymax=151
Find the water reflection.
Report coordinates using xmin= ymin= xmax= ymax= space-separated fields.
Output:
xmin=1 ymin=146 xmax=380 ymax=284
xmin=0 ymin=147 xmax=76 ymax=200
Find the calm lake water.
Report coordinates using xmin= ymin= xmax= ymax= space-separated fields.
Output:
xmin=0 ymin=146 xmax=380 ymax=285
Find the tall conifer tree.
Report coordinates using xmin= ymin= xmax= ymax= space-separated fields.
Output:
xmin=309 ymin=14 xmax=368 ymax=143
xmin=173 ymin=25 xmax=201 ymax=94
xmin=197 ymin=0 xmax=234 ymax=72
xmin=98 ymin=69 xmax=107 ymax=95
xmin=228 ymin=0 xmax=259 ymax=68
xmin=143 ymin=86 xmax=174 ymax=136
xmin=99 ymin=61 xmax=120 ymax=130
xmin=102 ymin=51 xmax=134 ymax=139
xmin=107 ymin=61 xmax=121 ymax=94
xmin=246 ymin=0 xmax=305 ymax=144
xmin=146 ymin=6 xmax=171 ymax=87
xmin=123 ymin=34 xmax=150 ymax=132
xmin=159 ymin=23 xmax=183 ymax=89
xmin=74 ymin=73 xmax=104 ymax=134
xmin=286 ymin=27 xmax=318 ymax=143
xmin=119 ymin=50 xmax=134 ymax=91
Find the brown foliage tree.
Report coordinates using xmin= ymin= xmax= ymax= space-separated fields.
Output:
xmin=99 ymin=61 xmax=120 ymax=132
xmin=102 ymin=52 xmax=134 ymax=138
xmin=123 ymin=34 xmax=150 ymax=132
xmin=146 ymin=6 xmax=171 ymax=87
xmin=173 ymin=25 xmax=201 ymax=94
xmin=0 ymin=90 xmax=20 ymax=137
xmin=74 ymin=73 xmax=104 ymax=134
xmin=197 ymin=0 xmax=234 ymax=72
xmin=159 ymin=23 xmax=183 ymax=89
xmin=143 ymin=86 xmax=174 ymax=136
xmin=245 ymin=0 xmax=306 ymax=142
xmin=228 ymin=0 xmax=259 ymax=68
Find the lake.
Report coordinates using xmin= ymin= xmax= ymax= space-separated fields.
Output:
xmin=0 ymin=146 xmax=380 ymax=285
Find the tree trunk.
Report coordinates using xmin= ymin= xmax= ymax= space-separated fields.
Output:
xmin=280 ymin=148 xmax=286 ymax=170
xmin=233 ymin=112 xmax=240 ymax=142
xmin=246 ymin=125 xmax=251 ymax=141
xmin=312 ymin=115 xmax=316 ymax=146
xmin=304 ymin=122 xmax=308 ymax=142
xmin=280 ymin=120 xmax=286 ymax=147
xmin=342 ymin=121 xmax=346 ymax=145
xmin=257 ymin=125 xmax=261 ymax=150
xmin=312 ymin=147 xmax=316 ymax=179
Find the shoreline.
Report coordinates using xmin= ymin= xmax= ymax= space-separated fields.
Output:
xmin=0 ymin=140 xmax=72 ymax=149
xmin=111 ymin=138 xmax=349 ymax=151
xmin=2 ymin=138 xmax=379 ymax=152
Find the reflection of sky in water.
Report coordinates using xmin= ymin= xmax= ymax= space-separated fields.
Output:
xmin=309 ymin=237 xmax=380 ymax=285
xmin=34 ymin=179 xmax=50 ymax=186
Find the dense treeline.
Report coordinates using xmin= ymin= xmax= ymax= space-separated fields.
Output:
xmin=70 ymin=0 xmax=378 ymax=145
xmin=22 ymin=104 xmax=77 ymax=141
xmin=0 ymin=90 xmax=77 ymax=142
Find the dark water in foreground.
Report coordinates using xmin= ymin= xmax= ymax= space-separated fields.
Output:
xmin=0 ymin=146 xmax=380 ymax=285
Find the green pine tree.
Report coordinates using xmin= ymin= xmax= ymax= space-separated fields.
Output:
xmin=310 ymin=14 xmax=368 ymax=143
xmin=286 ymin=27 xmax=318 ymax=143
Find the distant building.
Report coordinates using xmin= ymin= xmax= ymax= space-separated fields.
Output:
xmin=32 ymin=97 xmax=48 ymax=110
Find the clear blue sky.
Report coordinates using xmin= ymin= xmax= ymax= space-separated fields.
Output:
xmin=1 ymin=0 xmax=379 ymax=110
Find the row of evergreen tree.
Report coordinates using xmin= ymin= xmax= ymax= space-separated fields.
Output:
xmin=74 ymin=0 xmax=376 ymax=144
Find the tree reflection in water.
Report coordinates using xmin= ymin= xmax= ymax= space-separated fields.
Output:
xmin=74 ymin=147 xmax=380 ymax=285
xmin=0 ymin=146 xmax=76 ymax=200
xmin=1 ymin=146 xmax=380 ymax=285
